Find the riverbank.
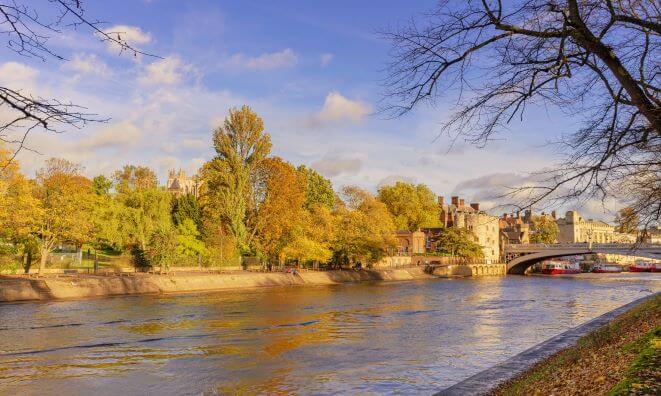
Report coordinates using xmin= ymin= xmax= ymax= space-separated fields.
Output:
xmin=0 ymin=267 xmax=439 ymax=303
xmin=493 ymin=293 xmax=660 ymax=395
xmin=439 ymin=293 xmax=660 ymax=395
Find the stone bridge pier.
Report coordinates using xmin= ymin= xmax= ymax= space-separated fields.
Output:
xmin=429 ymin=263 xmax=506 ymax=277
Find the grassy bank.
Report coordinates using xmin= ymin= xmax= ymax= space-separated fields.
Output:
xmin=494 ymin=294 xmax=660 ymax=395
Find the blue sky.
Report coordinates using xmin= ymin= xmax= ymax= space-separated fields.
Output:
xmin=0 ymin=0 xmax=619 ymax=220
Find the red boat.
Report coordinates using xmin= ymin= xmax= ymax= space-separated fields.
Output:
xmin=542 ymin=260 xmax=581 ymax=275
xmin=591 ymin=264 xmax=622 ymax=273
xmin=629 ymin=261 xmax=659 ymax=272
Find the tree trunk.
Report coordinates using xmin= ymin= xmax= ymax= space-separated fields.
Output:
xmin=24 ymin=251 xmax=32 ymax=274
xmin=39 ymin=247 xmax=49 ymax=275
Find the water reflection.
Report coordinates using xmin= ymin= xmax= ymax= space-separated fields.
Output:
xmin=0 ymin=274 xmax=658 ymax=394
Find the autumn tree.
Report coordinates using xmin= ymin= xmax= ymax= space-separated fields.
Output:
xmin=334 ymin=186 xmax=397 ymax=266
xmin=377 ymin=182 xmax=440 ymax=231
xmin=282 ymin=204 xmax=337 ymax=267
xmin=297 ymin=165 xmax=336 ymax=209
xmin=34 ymin=158 xmax=96 ymax=273
xmin=529 ymin=215 xmax=559 ymax=243
xmin=383 ymin=1 xmax=660 ymax=227
xmin=614 ymin=207 xmax=639 ymax=234
xmin=250 ymin=157 xmax=306 ymax=262
xmin=432 ymin=228 xmax=484 ymax=258
xmin=0 ymin=145 xmax=41 ymax=270
xmin=113 ymin=165 xmax=158 ymax=193
xmin=199 ymin=106 xmax=272 ymax=254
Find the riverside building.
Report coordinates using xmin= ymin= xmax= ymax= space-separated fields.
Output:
xmin=438 ymin=196 xmax=500 ymax=263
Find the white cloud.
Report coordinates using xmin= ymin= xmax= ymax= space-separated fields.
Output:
xmin=308 ymin=91 xmax=372 ymax=126
xmin=377 ymin=175 xmax=417 ymax=188
xmin=63 ymin=53 xmax=112 ymax=78
xmin=312 ymin=154 xmax=362 ymax=177
xmin=0 ymin=62 xmax=38 ymax=89
xmin=320 ymin=53 xmax=334 ymax=67
xmin=182 ymin=138 xmax=208 ymax=150
xmin=139 ymin=56 xmax=192 ymax=85
xmin=224 ymin=48 xmax=298 ymax=71
xmin=77 ymin=122 xmax=142 ymax=150
xmin=101 ymin=25 xmax=152 ymax=52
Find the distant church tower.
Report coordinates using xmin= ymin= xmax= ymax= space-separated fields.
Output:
xmin=166 ymin=169 xmax=200 ymax=197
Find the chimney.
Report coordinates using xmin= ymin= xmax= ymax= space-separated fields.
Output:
xmin=451 ymin=196 xmax=459 ymax=206
xmin=438 ymin=196 xmax=444 ymax=205
xmin=517 ymin=211 xmax=521 ymax=219
xmin=459 ymin=198 xmax=465 ymax=207
xmin=551 ymin=210 xmax=557 ymax=219
xmin=470 ymin=203 xmax=480 ymax=211
xmin=503 ymin=213 xmax=508 ymax=219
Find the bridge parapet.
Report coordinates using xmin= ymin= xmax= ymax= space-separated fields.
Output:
xmin=505 ymin=243 xmax=659 ymax=253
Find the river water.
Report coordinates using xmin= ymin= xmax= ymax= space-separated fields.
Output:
xmin=0 ymin=274 xmax=659 ymax=395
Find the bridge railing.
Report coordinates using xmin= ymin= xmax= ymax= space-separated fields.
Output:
xmin=504 ymin=243 xmax=658 ymax=252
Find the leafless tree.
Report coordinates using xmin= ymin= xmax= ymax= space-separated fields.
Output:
xmin=383 ymin=0 xmax=660 ymax=227
xmin=0 ymin=0 xmax=157 ymax=167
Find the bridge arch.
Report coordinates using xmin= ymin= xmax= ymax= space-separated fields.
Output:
xmin=505 ymin=243 xmax=661 ymax=275
xmin=507 ymin=250 xmax=590 ymax=275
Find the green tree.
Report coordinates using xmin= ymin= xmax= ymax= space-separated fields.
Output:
xmin=92 ymin=175 xmax=113 ymax=195
xmin=529 ymin=215 xmax=559 ymax=243
xmin=119 ymin=187 xmax=173 ymax=254
xmin=34 ymin=158 xmax=96 ymax=273
xmin=171 ymin=194 xmax=202 ymax=229
xmin=334 ymin=186 xmax=397 ymax=266
xmin=146 ymin=225 xmax=179 ymax=273
xmin=297 ymin=165 xmax=335 ymax=209
xmin=614 ymin=207 xmax=639 ymax=234
xmin=199 ymin=105 xmax=272 ymax=254
xmin=176 ymin=218 xmax=207 ymax=258
xmin=95 ymin=180 xmax=173 ymax=264
xmin=377 ymin=182 xmax=440 ymax=231
xmin=433 ymin=228 xmax=484 ymax=258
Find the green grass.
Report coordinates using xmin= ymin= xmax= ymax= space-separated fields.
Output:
xmin=607 ymin=327 xmax=661 ymax=395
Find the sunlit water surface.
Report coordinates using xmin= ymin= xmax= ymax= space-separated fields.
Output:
xmin=0 ymin=273 xmax=659 ymax=395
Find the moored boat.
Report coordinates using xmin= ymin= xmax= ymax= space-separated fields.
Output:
xmin=591 ymin=263 xmax=622 ymax=273
xmin=541 ymin=260 xmax=581 ymax=275
xmin=629 ymin=260 xmax=659 ymax=272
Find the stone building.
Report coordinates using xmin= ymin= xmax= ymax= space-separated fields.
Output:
xmin=166 ymin=169 xmax=200 ymax=197
xmin=642 ymin=227 xmax=661 ymax=244
xmin=556 ymin=210 xmax=616 ymax=243
xmin=393 ymin=230 xmax=426 ymax=255
xmin=499 ymin=212 xmax=531 ymax=246
xmin=438 ymin=196 xmax=500 ymax=263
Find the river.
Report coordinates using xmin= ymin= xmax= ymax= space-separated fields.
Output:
xmin=0 ymin=273 xmax=659 ymax=395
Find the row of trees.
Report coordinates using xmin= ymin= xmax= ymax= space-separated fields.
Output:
xmin=0 ymin=106 xmax=487 ymax=273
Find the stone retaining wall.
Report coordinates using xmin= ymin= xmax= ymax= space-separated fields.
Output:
xmin=0 ymin=267 xmax=433 ymax=303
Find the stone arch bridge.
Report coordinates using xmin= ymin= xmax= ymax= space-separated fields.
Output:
xmin=504 ymin=243 xmax=661 ymax=275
